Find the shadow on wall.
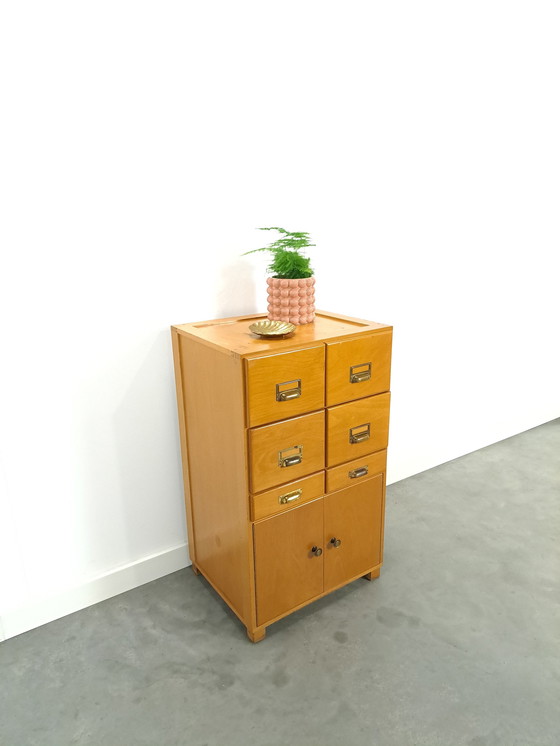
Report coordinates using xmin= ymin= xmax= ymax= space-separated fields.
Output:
xmin=215 ymin=260 xmax=259 ymax=318
xmin=74 ymin=330 xmax=187 ymax=580
xmin=112 ymin=330 xmax=187 ymax=563
xmin=74 ymin=262 xmax=258 ymax=577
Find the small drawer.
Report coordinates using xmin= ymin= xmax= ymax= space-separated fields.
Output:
xmin=251 ymin=472 xmax=325 ymax=521
xmin=326 ymin=450 xmax=387 ymax=493
xmin=246 ymin=345 xmax=325 ymax=427
xmin=249 ymin=410 xmax=325 ymax=493
xmin=327 ymin=393 xmax=390 ymax=467
xmin=326 ymin=331 xmax=392 ymax=407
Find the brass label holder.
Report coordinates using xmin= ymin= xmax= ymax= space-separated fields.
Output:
xmin=276 ymin=379 xmax=302 ymax=401
xmin=350 ymin=362 xmax=372 ymax=384
xmin=349 ymin=423 xmax=370 ymax=444
xmin=278 ymin=444 xmax=303 ymax=468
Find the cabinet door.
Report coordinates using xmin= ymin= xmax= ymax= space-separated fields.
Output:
xmin=324 ymin=475 xmax=384 ymax=592
xmin=254 ymin=499 xmax=324 ymax=626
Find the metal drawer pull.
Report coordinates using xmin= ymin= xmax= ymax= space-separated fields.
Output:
xmin=349 ymin=423 xmax=370 ymax=444
xmin=279 ymin=488 xmax=303 ymax=505
xmin=329 ymin=537 xmax=342 ymax=548
xmin=349 ymin=466 xmax=369 ymax=479
xmin=311 ymin=546 xmax=323 ymax=557
xmin=276 ymin=379 xmax=302 ymax=401
xmin=350 ymin=362 xmax=371 ymax=383
xmin=278 ymin=445 xmax=303 ymax=468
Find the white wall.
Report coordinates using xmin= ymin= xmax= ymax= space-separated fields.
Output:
xmin=1 ymin=1 xmax=559 ymax=640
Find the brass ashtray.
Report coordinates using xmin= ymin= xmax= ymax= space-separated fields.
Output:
xmin=249 ymin=320 xmax=296 ymax=338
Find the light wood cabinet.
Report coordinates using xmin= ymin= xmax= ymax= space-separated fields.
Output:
xmin=171 ymin=310 xmax=392 ymax=642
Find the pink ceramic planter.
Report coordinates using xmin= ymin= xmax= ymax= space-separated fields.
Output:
xmin=266 ymin=277 xmax=316 ymax=325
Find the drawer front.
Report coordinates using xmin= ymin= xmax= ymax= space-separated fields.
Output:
xmin=324 ymin=474 xmax=384 ymax=592
xmin=326 ymin=331 xmax=392 ymax=407
xmin=254 ymin=498 xmax=324 ymax=626
xmin=246 ymin=345 xmax=325 ymax=427
xmin=249 ymin=410 xmax=325 ymax=493
xmin=326 ymin=449 xmax=387 ymax=493
xmin=327 ymin=393 xmax=390 ymax=467
xmin=251 ymin=472 xmax=325 ymax=521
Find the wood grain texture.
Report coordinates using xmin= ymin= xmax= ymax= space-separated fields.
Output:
xmin=327 ymin=392 xmax=391 ymax=467
xmin=251 ymin=472 xmax=325 ymax=521
xmin=246 ymin=345 xmax=325 ymax=427
xmin=178 ymin=335 xmax=253 ymax=627
xmin=172 ymin=309 xmax=392 ymax=642
xmin=326 ymin=449 xmax=387 ymax=493
xmin=326 ymin=330 xmax=392 ymax=406
xmin=253 ymin=498 xmax=324 ymax=626
xmin=324 ymin=475 xmax=384 ymax=592
xmin=171 ymin=329 xmax=197 ymax=567
xmin=247 ymin=627 xmax=266 ymax=643
xmin=249 ymin=562 xmax=383 ymax=631
xmin=248 ymin=410 xmax=325 ymax=493
xmin=172 ymin=310 xmax=392 ymax=358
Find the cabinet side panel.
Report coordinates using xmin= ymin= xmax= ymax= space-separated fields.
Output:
xmin=178 ymin=337 xmax=252 ymax=624
xmin=171 ymin=329 xmax=196 ymax=566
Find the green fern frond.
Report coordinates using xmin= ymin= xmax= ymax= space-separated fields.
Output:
xmin=242 ymin=227 xmax=315 ymax=279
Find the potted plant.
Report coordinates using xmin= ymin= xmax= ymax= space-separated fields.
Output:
xmin=243 ymin=227 xmax=316 ymax=325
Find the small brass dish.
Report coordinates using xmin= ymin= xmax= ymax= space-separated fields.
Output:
xmin=249 ymin=320 xmax=296 ymax=338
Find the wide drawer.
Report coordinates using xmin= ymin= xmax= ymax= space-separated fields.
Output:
xmin=327 ymin=393 xmax=390 ymax=467
xmin=249 ymin=410 xmax=325 ymax=493
xmin=326 ymin=450 xmax=387 ymax=493
xmin=246 ymin=345 xmax=325 ymax=427
xmin=251 ymin=472 xmax=325 ymax=521
xmin=326 ymin=331 xmax=392 ymax=407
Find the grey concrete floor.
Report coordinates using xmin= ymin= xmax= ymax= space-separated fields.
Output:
xmin=1 ymin=420 xmax=559 ymax=746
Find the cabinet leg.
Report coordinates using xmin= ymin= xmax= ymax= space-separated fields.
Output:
xmin=247 ymin=627 xmax=266 ymax=643
xmin=364 ymin=567 xmax=380 ymax=581
xmin=191 ymin=563 xmax=200 ymax=576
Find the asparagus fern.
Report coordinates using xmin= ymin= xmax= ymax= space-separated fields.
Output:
xmin=243 ymin=227 xmax=315 ymax=279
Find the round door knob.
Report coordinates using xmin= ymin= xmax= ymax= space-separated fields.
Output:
xmin=311 ymin=546 xmax=323 ymax=557
xmin=330 ymin=537 xmax=342 ymax=548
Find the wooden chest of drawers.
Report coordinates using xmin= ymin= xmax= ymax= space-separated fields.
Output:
xmin=171 ymin=310 xmax=392 ymax=642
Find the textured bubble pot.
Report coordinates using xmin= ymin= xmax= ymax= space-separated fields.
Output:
xmin=266 ymin=277 xmax=316 ymax=325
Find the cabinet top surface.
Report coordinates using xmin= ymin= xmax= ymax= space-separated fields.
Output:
xmin=172 ymin=310 xmax=391 ymax=357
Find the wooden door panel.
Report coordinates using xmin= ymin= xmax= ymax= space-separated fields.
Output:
xmin=254 ymin=499 xmax=324 ymax=626
xmin=324 ymin=475 xmax=384 ymax=591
